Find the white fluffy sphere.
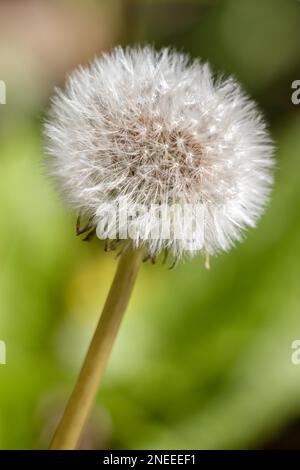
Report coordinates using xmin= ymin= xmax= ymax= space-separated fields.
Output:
xmin=44 ymin=46 xmax=274 ymax=261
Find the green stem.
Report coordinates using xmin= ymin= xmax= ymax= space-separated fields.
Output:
xmin=49 ymin=248 xmax=144 ymax=450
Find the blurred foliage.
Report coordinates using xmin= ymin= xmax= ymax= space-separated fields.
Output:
xmin=0 ymin=0 xmax=300 ymax=450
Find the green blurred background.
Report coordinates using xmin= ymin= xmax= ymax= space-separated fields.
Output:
xmin=0 ymin=0 xmax=300 ymax=450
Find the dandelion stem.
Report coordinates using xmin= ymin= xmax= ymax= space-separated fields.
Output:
xmin=49 ymin=247 xmax=144 ymax=450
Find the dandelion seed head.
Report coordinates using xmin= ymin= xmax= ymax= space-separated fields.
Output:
xmin=44 ymin=46 xmax=274 ymax=260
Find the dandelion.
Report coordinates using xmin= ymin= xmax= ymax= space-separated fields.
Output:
xmin=44 ymin=46 xmax=274 ymax=449
xmin=45 ymin=46 xmax=274 ymax=261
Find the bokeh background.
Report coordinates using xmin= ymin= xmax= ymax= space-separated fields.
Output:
xmin=0 ymin=0 xmax=300 ymax=450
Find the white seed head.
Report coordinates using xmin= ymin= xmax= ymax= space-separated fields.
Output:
xmin=44 ymin=46 xmax=274 ymax=260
